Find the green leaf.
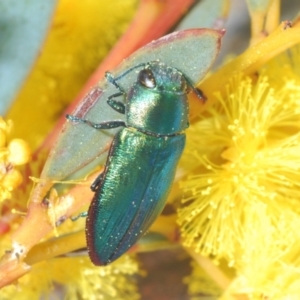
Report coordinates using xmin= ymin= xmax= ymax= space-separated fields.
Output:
xmin=0 ymin=0 xmax=57 ymax=114
xmin=38 ymin=28 xmax=223 ymax=198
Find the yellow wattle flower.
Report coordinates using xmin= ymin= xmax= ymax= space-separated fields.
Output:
xmin=179 ymin=45 xmax=300 ymax=298
xmin=1 ymin=255 xmax=140 ymax=300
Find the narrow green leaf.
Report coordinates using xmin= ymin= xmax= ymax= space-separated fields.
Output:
xmin=0 ymin=0 xmax=57 ymax=114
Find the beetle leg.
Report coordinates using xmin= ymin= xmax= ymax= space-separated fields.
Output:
xmin=181 ymin=73 xmax=207 ymax=102
xmin=90 ymin=172 xmax=104 ymax=192
xmin=194 ymin=88 xmax=207 ymax=102
xmin=105 ymin=72 xmax=126 ymax=114
xmin=71 ymin=211 xmax=88 ymax=221
xmin=107 ymin=93 xmax=126 ymax=114
xmin=66 ymin=114 xmax=126 ymax=129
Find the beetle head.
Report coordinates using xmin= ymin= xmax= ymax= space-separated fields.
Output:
xmin=126 ymin=61 xmax=190 ymax=136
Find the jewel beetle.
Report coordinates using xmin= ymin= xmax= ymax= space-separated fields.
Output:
xmin=67 ymin=61 xmax=205 ymax=266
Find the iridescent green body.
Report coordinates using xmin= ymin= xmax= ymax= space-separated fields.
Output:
xmin=87 ymin=128 xmax=185 ymax=265
xmin=67 ymin=61 xmax=201 ymax=265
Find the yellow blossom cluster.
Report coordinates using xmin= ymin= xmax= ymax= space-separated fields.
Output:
xmin=1 ymin=255 xmax=140 ymax=300
xmin=178 ymin=45 xmax=300 ymax=298
xmin=0 ymin=118 xmax=30 ymax=204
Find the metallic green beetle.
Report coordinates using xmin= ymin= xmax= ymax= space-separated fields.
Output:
xmin=67 ymin=61 xmax=204 ymax=265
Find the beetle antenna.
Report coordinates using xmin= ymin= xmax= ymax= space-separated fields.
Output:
xmin=105 ymin=63 xmax=148 ymax=93
xmin=113 ymin=62 xmax=148 ymax=81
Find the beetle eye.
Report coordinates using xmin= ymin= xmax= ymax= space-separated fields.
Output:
xmin=138 ymin=69 xmax=156 ymax=88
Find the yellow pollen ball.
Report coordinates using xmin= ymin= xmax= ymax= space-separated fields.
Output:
xmin=2 ymin=169 xmax=23 ymax=190
xmin=7 ymin=139 xmax=31 ymax=165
